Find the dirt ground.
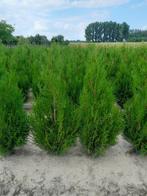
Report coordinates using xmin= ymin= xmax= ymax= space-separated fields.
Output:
xmin=0 ymin=135 xmax=147 ymax=196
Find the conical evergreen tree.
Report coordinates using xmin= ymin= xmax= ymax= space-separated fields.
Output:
xmin=0 ymin=73 xmax=29 ymax=155
xmin=31 ymin=70 xmax=77 ymax=154
xmin=114 ymin=63 xmax=133 ymax=107
xmin=124 ymin=85 xmax=147 ymax=155
xmin=78 ymin=60 xmax=124 ymax=156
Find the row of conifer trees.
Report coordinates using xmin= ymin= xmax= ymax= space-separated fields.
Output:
xmin=0 ymin=44 xmax=146 ymax=156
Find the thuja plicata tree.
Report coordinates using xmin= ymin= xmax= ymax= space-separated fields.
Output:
xmin=0 ymin=73 xmax=29 ymax=155
xmin=31 ymin=47 xmax=49 ymax=98
xmin=31 ymin=70 xmax=77 ymax=154
xmin=124 ymin=80 xmax=147 ymax=154
xmin=59 ymin=46 xmax=87 ymax=105
xmin=124 ymin=88 xmax=147 ymax=154
xmin=0 ymin=64 xmax=6 ymax=80
xmin=123 ymin=48 xmax=147 ymax=154
xmin=10 ymin=46 xmax=33 ymax=100
xmin=114 ymin=63 xmax=133 ymax=107
xmin=78 ymin=59 xmax=124 ymax=156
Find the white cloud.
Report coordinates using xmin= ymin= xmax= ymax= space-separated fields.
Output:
xmin=0 ymin=0 xmax=129 ymax=9
xmin=70 ymin=0 xmax=129 ymax=8
xmin=26 ymin=10 xmax=110 ymax=40
xmin=0 ymin=0 xmax=129 ymax=40
xmin=33 ymin=20 xmax=48 ymax=32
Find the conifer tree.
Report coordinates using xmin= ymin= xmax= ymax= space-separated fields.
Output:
xmin=78 ymin=60 xmax=123 ymax=156
xmin=124 ymin=84 xmax=147 ymax=154
xmin=31 ymin=70 xmax=77 ymax=154
xmin=0 ymin=73 xmax=29 ymax=155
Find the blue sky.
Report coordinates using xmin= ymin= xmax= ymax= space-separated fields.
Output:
xmin=0 ymin=0 xmax=147 ymax=40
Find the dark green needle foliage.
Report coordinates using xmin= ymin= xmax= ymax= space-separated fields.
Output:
xmin=0 ymin=73 xmax=29 ymax=155
xmin=78 ymin=61 xmax=124 ymax=156
xmin=31 ymin=70 xmax=77 ymax=154
xmin=124 ymin=87 xmax=147 ymax=155
xmin=0 ymin=46 xmax=7 ymax=80
xmin=10 ymin=46 xmax=33 ymax=99
xmin=0 ymin=44 xmax=147 ymax=156
xmin=0 ymin=64 xmax=6 ymax=80
xmin=114 ymin=63 xmax=133 ymax=108
xmin=61 ymin=47 xmax=87 ymax=105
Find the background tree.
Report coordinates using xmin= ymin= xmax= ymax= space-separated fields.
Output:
xmin=51 ymin=35 xmax=64 ymax=43
xmin=121 ymin=22 xmax=130 ymax=41
xmin=51 ymin=35 xmax=69 ymax=45
xmin=128 ymin=29 xmax=147 ymax=42
xmin=28 ymin=34 xmax=49 ymax=45
xmin=16 ymin=36 xmax=29 ymax=45
xmin=0 ymin=20 xmax=16 ymax=45
xmin=85 ymin=21 xmax=130 ymax=42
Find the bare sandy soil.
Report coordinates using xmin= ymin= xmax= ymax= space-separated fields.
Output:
xmin=0 ymin=135 xmax=147 ymax=196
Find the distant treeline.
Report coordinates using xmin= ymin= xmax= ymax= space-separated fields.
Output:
xmin=18 ymin=34 xmax=69 ymax=45
xmin=0 ymin=20 xmax=69 ymax=46
xmin=85 ymin=21 xmax=147 ymax=42
xmin=85 ymin=21 xmax=129 ymax=42
xmin=129 ymin=29 xmax=147 ymax=42
xmin=0 ymin=20 xmax=147 ymax=45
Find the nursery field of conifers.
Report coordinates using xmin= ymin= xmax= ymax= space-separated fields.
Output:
xmin=0 ymin=44 xmax=146 ymax=156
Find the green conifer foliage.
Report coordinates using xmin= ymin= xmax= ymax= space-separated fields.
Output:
xmin=78 ymin=61 xmax=124 ymax=156
xmin=114 ymin=63 xmax=133 ymax=107
xmin=10 ymin=46 xmax=33 ymax=99
xmin=124 ymin=85 xmax=147 ymax=155
xmin=31 ymin=70 xmax=77 ymax=154
xmin=0 ymin=74 xmax=29 ymax=155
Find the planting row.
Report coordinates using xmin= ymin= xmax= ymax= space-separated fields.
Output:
xmin=0 ymin=45 xmax=146 ymax=156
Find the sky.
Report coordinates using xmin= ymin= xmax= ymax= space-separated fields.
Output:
xmin=0 ymin=0 xmax=147 ymax=40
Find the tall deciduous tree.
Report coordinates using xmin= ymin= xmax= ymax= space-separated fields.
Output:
xmin=51 ymin=35 xmax=69 ymax=45
xmin=85 ymin=21 xmax=130 ymax=42
xmin=121 ymin=22 xmax=130 ymax=41
xmin=51 ymin=35 xmax=64 ymax=43
xmin=28 ymin=34 xmax=49 ymax=45
xmin=0 ymin=20 xmax=16 ymax=45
